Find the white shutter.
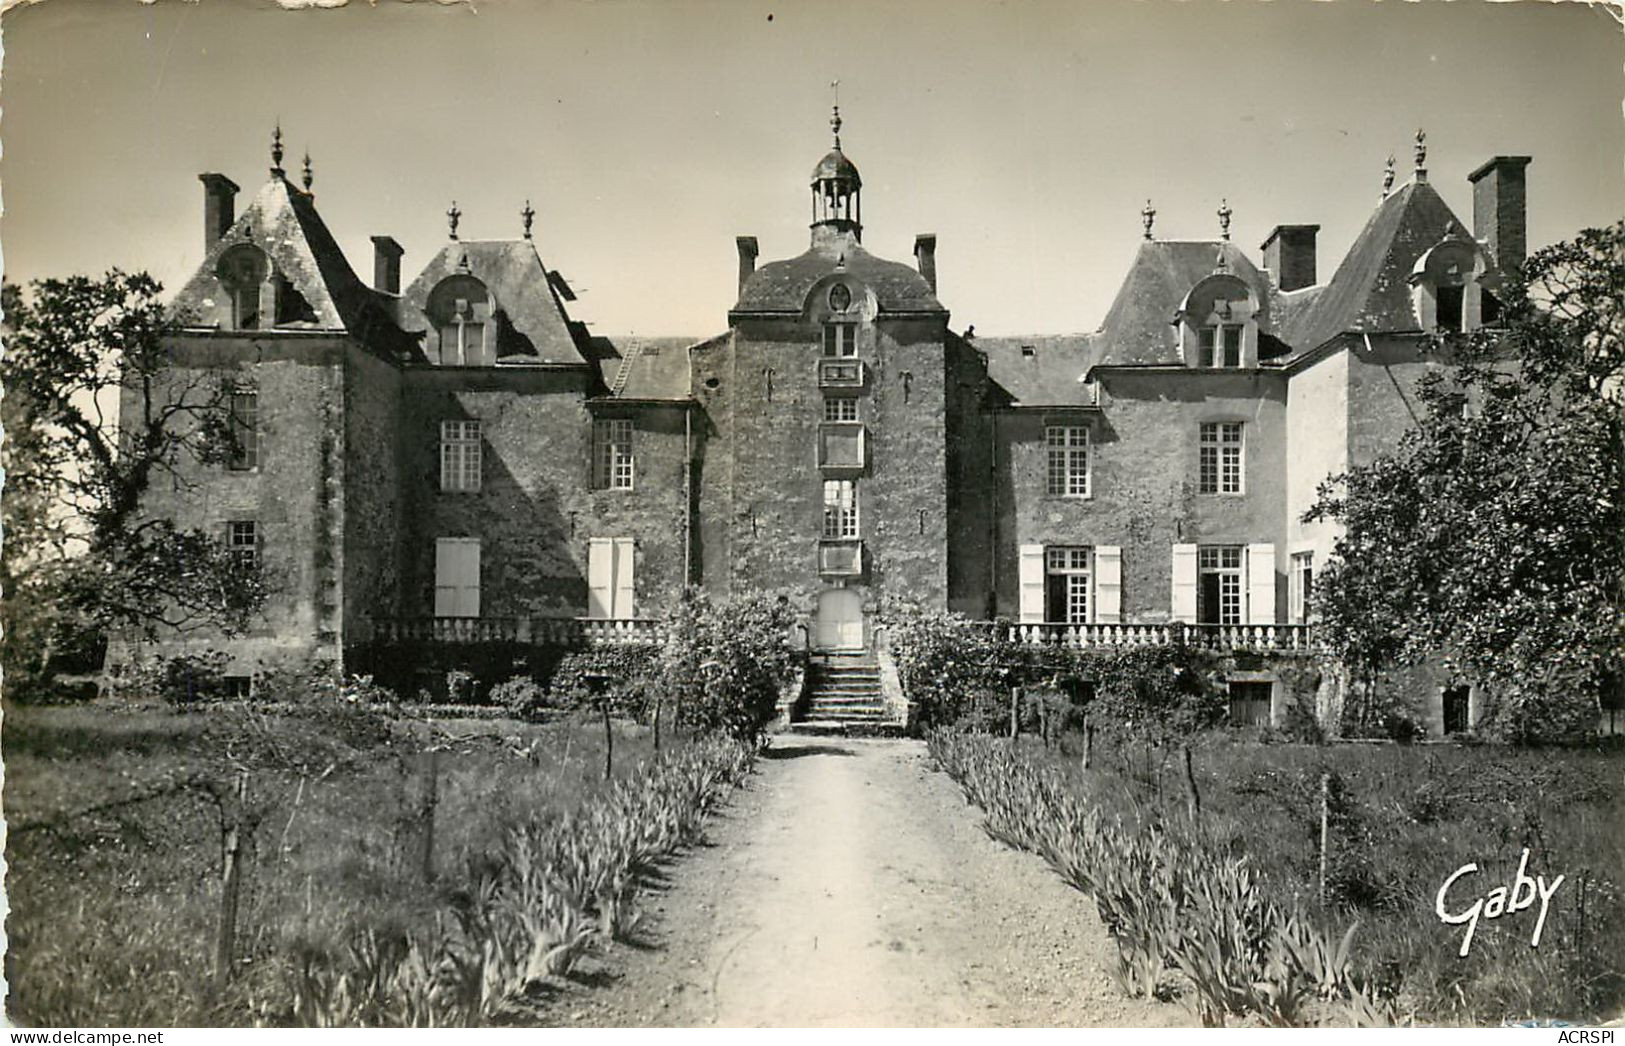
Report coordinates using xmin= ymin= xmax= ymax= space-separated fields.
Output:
xmin=1018 ymin=544 xmax=1046 ymax=624
xmin=435 ymin=538 xmax=480 ymax=618
xmin=587 ymin=538 xmax=614 ymax=619
xmin=1094 ymin=546 xmax=1122 ymax=624
xmin=1170 ymin=543 xmax=1198 ymax=623
xmin=612 ymin=538 xmax=636 ymax=620
xmin=1247 ymin=542 xmax=1277 ymax=625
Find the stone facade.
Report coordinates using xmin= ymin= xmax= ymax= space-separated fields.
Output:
xmin=124 ymin=127 xmax=1539 ymax=735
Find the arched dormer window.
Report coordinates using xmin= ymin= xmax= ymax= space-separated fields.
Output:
xmin=216 ymin=244 xmax=270 ymax=330
xmin=426 ymin=274 xmax=496 ymax=366
xmin=1177 ymin=273 xmax=1259 ymax=369
xmin=1410 ymin=232 xmax=1501 ymax=334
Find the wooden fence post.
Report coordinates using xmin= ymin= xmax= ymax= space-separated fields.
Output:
xmin=653 ymin=696 xmax=663 ymax=755
xmin=1318 ymin=771 xmax=1331 ymax=907
xmin=1184 ymin=744 xmax=1202 ymax=825
xmin=215 ymin=770 xmax=249 ymax=986
xmin=420 ymin=749 xmax=440 ymax=882
xmin=603 ymin=698 xmax=614 ymax=781
xmin=1009 ymin=686 xmax=1020 ymax=740
xmin=1082 ymin=716 xmax=1094 ymax=771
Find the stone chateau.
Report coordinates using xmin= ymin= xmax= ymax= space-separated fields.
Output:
xmin=127 ymin=114 xmax=1534 ymax=735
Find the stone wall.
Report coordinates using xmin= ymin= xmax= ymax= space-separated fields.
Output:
xmin=992 ymin=369 xmax=1289 ymax=621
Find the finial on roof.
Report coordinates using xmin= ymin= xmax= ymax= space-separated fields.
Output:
xmin=522 ymin=199 xmax=535 ymax=240
xmin=301 ymin=151 xmax=313 ymax=193
xmin=830 ymin=79 xmax=842 ymax=148
xmin=1414 ymin=128 xmax=1428 ymax=182
xmin=447 ymin=201 xmax=461 ymax=241
xmin=270 ymin=124 xmax=285 ymax=177
xmin=1218 ymin=198 xmax=1233 ymax=241
xmin=1141 ymin=199 xmax=1156 ymax=240
xmin=1215 ymin=243 xmax=1229 ymax=272
xmin=1382 ymin=154 xmax=1396 ymax=199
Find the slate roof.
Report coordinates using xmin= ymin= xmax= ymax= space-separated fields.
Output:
xmin=400 ymin=240 xmax=591 ymax=366
xmin=1279 ymin=179 xmax=1466 ymax=358
xmin=1090 ymin=240 xmax=1276 ymax=367
xmin=170 ymin=175 xmax=416 ymax=358
xmin=733 ymin=238 xmax=944 ymax=315
xmin=976 ymin=334 xmax=1103 ymax=407
xmin=587 ymin=335 xmax=710 ymax=401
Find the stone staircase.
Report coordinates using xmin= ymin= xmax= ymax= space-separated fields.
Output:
xmin=793 ymin=652 xmax=890 ymax=733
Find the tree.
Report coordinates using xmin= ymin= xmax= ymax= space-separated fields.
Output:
xmin=1307 ymin=223 xmax=1625 ymax=741
xmin=2 ymin=271 xmax=267 ymax=696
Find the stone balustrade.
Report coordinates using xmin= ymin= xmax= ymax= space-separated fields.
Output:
xmin=986 ymin=621 xmax=1316 ymax=654
xmin=369 ymin=616 xmax=666 ymax=647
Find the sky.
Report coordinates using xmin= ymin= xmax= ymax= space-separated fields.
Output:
xmin=1 ymin=0 xmax=1621 ymax=339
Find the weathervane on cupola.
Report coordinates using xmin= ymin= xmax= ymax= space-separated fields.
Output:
xmin=522 ymin=200 xmax=535 ymax=240
xmin=810 ymin=79 xmax=863 ymax=243
xmin=447 ymin=201 xmax=462 ymax=241
xmin=270 ymin=124 xmax=285 ymax=178
xmin=1218 ymin=198 xmax=1233 ymax=241
xmin=1142 ymin=199 xmax=1156 ymax=240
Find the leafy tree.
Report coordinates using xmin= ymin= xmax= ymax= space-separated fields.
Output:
xmin=1307 ymin=223 xmax=1625 ymax=741
xmin=2 ymin=271 xmax=267 ymax=696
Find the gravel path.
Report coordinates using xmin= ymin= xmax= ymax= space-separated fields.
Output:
xmin=551 ymin=735 xmax=1190 ymax=1027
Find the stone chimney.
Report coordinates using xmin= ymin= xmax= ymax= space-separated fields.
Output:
xmin=736 ymin=236 xmax=759 ymax=297
xmin=370 ymin=236 xmax=404 ymax=295
xmin=1260 ymin=224 xmax=1319 ymax=292
xmin=198 ymin=173 xmax=240 ymax=251
xmin=1468 ymin=156 xmax=1532 ymax=271
xmin=914 ymin=234 xmax=938 ymax=293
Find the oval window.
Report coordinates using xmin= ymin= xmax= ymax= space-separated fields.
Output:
xmin=828 ymin=283 xmax=852 ymax=313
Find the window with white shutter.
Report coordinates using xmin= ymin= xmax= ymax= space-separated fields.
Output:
xmin=434 ymin=538 xmax=481 ymax=618
xmin=1094 ymin=545 xmax=1122 ymax=624
xmin=1246 ymin=543 xmax=1277 ymax=625
xmin=587 ymin=537 xmax=637 ymax=619
xmin=1018 ymin=544 xmax=1045 ymax=624
xmin=1170 ymin=544 xmax=1198 ymax=623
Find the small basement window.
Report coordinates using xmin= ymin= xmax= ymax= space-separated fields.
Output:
xmin=1227 ymin=680 xmax=1272 ymax=726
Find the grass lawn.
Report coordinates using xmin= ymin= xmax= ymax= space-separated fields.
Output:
xmin=2 ymin=699 xmax=682 ymax=1026
xmin=1024 ymin=729 xmax=1625 ymax=1024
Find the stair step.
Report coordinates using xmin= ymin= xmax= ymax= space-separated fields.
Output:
xmin=808 ymin=695 xmax=884 ymax=706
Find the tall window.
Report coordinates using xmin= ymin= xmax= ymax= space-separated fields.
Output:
xmin=587 ymin=537 xmax=636 ymax=620
xmin=823 ymin=479 xmax=859 ymax=538
xmin=824 ymin=396 xmax=859 ymax=423
xmin=823 ymin=322 xmax=857 ymax=358
xmin=1199 ymin=422 xmax=1244 ymax=494
xmin=1046 ymin=425 xmax=1090 ymax=497
xmin=1198 ymin=545 xmax=1244 ymax=625
xmin=216 ymin=244 xmax=268 ymax=331
xmin=1289 ymin=551 xmax=1314 ymax=624
xmin=1199 ymin=324 xmax=1243 ymax=368
xmin=227 ymin=520 xmax=259 ymax=567
xmin=440 ymin=420 xmax=482 ymax=492
xmin=228 ymin=390 xmax=259 ymax=471
xmin=1045 ymin=546 xmax=1092 ymax=624
xmin=594 ymin=418 xmax=634 ymax=490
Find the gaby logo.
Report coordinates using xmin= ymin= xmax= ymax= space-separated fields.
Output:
xmin=1435 ymin=848 xmax=1564 ymax=957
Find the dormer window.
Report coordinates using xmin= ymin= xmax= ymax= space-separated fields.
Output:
xmin=216 ymin=244 xmax=269 ymax=331
xmin=426 ymin=274 xmax=495 ymax=366
xmin=1411 ymin=234 xmax=1499 ymax=334
xmin=1198 ymin=323 xmax=1243 ymax=368
xmin=1178 ymin=273 xmax=1258 ymax=369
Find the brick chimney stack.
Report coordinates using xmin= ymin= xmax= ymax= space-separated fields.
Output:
xmin=736 ymin=236 xmax=759 ymax=297
xmin=1468 ymin=156 xmax=1531 ymax=271
xmin=370 ymin=236 xmax=404 ymax=295
xmin=914 ymin=233 xmax=938 ymax=293
xmin=198 ymin=173 xmax=240 ymax=251
xmin=1260 ymin=224 xmax=1319 ymax=292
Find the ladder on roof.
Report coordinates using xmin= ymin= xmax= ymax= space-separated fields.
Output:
xmin=609 ymin=341 xmax=646 ymax=397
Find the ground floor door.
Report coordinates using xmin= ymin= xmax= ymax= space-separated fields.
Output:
xmin=815 ymin=589 xmax=864 ymax=651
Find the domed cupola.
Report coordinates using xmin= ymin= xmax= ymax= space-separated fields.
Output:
xmin=811 ymin=105 xmax=862 ymax=243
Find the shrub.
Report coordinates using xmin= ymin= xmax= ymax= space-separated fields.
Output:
xmin=490 ymin=676 xmax=552 ymax=721
xmin=110 ymin=649 xmax=234 ymax=708
xmin=657 ymin=590 xmax=796 ymax=743
xmin=547 ymin=647 xmax=658 ymax=714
